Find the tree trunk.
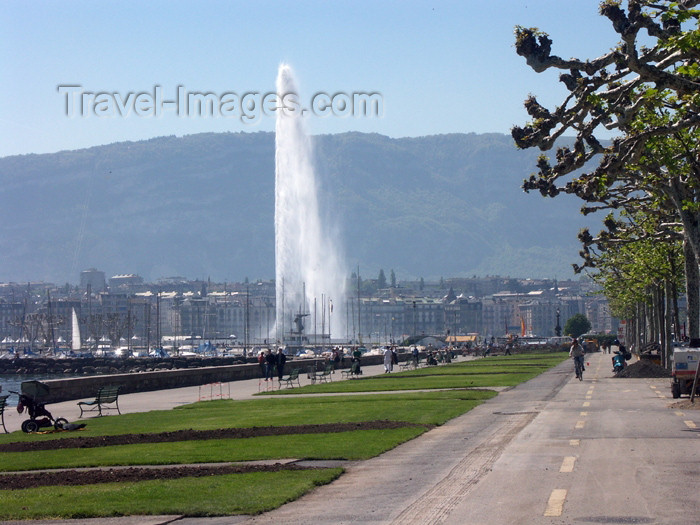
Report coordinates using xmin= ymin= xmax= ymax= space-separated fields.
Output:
xmin=672 ymin=280 xmax=680 ymax=342
xmin=669 ymin=255 xmax=681 ymax=342
xmin=684 ymin=237 xmax=700 ymax=345
xmin=664 ymin=279 xmax=673 ymax=368
xmin=656 ymin=284 xmax=664 ymax=350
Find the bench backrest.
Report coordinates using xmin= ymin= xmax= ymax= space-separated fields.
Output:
xmin=97 ymin=386 xmax=121 ymax=402
xmin=289 ymin=369 xmax=299 ymax=378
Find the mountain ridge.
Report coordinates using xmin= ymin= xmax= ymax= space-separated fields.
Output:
xmin=0 ymin=131 xmax=594 ymax=284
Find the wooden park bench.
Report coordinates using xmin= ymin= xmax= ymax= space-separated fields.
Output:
xmin=307 ymin=366 xmax=319 ymax=384
xmin=280 ymin=368 xmax=301 ymax=389
xmin=77 ymin=385 xmax=122 ymax=417
xmin=317 ymin=364 xmax=334 ymax=383
xmin=400 ymin=358 xmax=420 ymax=371
xmin=0 ymin=395 xmax=8 ymax=433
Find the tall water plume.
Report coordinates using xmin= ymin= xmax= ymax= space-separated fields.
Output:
xmin=275 ymin=64 xmax=346 ymax=342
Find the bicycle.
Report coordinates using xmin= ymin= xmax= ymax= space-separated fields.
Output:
xmin=573 ymin=356 xmax=584 ymax=381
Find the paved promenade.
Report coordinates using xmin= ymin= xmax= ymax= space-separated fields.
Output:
xmin=2 ymin=352 xmax=698 ymax=525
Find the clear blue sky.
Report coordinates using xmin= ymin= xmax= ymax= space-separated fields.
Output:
xmin=1 ymin=1 xmax=615 ymax=157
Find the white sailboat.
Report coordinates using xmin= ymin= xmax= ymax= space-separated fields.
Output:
xmin=71 ymin=308 xmax=81 ymax=351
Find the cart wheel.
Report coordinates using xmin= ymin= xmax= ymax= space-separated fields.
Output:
xmin=22 ymin=420 xmax=39 ymax=433
xmin=671 ymin=382 xmax=681 ymax=399
xmin=54 ymin=418 xmax=69 ymax=430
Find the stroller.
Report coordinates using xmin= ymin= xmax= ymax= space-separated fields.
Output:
xmin=11 ymin=380 xmax=68 ymax=433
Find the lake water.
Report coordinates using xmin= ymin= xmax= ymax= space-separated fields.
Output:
xmin=0 ymin=374 xmax=66 ymax=405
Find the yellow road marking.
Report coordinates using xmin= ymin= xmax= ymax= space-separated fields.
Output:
xmin=580 ymin=411 xmax=588 ymax=416
xmin=560 ymin=456 xmax=576 ymax=473
xmin=575 ymin=420 xmax=585 ymax=429
xmin=675 ymin=411 xmax=685 ymax=417
xmin=544 ymin=489 xmax=567 ymax=517
xmin=585 ymin=395 xmax=592 ymax=399
xmin=684 ymin=420 xmax=697 ymax=429
xmin=582 ymin=401 xmax=590 ymax=407
xmin=569 ymin=439 xmax=580 ymax=446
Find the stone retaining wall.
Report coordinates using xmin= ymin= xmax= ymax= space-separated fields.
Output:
xmin=35 ymin=354 xmax=388 ymax=403
xmin=0 ymin=356 xmax=248 ymax=377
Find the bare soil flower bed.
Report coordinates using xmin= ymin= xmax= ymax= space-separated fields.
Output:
xmin=0 ymin=420 xmax=428 ymax=453
xmin=0 ymin=421 xmax=430 ymax=490
xmin=0 ymin=463 xmax=316 ymax=490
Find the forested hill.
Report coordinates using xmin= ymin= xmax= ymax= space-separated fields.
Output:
xmin=0 ymin=131 xmax=594 ymax=284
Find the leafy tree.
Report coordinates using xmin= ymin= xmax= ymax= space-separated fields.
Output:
xmin=512 ymin=1 xmax=700 ymax=342
xmin=586 ymin=210 xmax=684 ymax=361
xmin=378 ymin=269 xmax=387 ymax=289
xmin=390 ymin=269 xmax=396 ymax=288
xmin=564 ymin=314 xmax=592 ymax=338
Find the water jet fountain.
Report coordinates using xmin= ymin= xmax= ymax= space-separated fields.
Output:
xmin=274 ymin=64 xmax=346 ymax=348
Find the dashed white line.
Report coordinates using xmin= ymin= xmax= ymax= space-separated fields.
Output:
xmin=544 ymin=489 xmax=567 ymax=516
xmin=560 ymin=456 xmax=576 ymax=473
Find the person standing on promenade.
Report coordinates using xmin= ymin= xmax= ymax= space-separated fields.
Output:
xmin=276 ymin=348 xmax=287 ymax=382
xmin=264 ymin=349 xmax=277 ymax=381
xmin=258 ymin=351 xmax=265 ymax=377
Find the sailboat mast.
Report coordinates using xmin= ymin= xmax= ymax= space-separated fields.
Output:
xmin=357 ymin=267 xmax=362 ymax=345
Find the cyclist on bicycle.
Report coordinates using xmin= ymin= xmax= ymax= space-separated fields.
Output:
xmin=569 ymin=337 xmax=585 ymax=380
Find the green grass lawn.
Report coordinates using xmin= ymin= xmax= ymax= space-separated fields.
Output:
xmin=0 ymin=352 xmax=566 ymax=519
xmin=0 ymin=469 xmax=343 ymax=520
xmin=0 ymin=389 xmax=497 ymax=446
xmin=264 ymin=352 xmax=568 ymax=395
xmin=0 ymin=427 xmax=428 ymax=472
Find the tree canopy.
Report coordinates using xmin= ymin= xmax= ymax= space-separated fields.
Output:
xmin=513 ymin=0 xmax=700 ymax=348
xmin=513 ymin=1 xmax=700 ymax=258
xmin=564 ymin=313 xmax=593 ymax=338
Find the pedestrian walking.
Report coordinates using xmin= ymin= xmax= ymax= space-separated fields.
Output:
xmin=383 ymin=346 xmax=393 ymax=373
